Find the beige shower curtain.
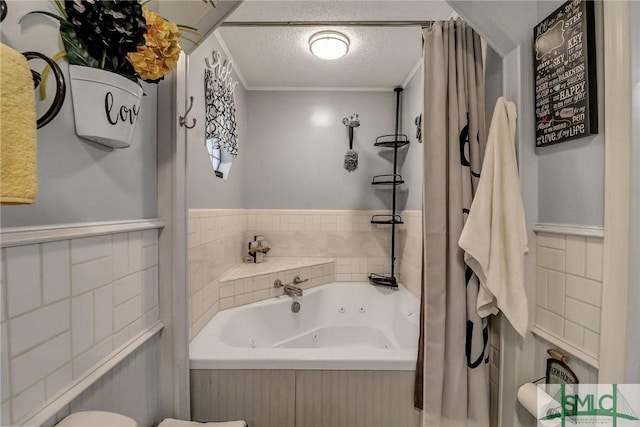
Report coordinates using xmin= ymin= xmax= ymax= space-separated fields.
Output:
xmin=415 ymin=20 xmax=489 ymax=427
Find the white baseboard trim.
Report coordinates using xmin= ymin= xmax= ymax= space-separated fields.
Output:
xmin=20 ymin=321 xmax=164 ymax=427
xmin=533 ymin=223 xmax=604 ymax=238
xmin=1 ymin=219 xmax=165 ymax=248
xmin=531 ymin=326 xmax=599 ymax=369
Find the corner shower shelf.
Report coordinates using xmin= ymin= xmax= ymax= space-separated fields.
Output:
xmin=374 ymin=134 xmax=409 ymax=148
xmin=370 ymin=214 xmax=404 ymax=225
xmin=368 ymin=273 xmax=398 ymax=288
xmin=371 ymin=174 xmax=405 ymax=186
xmin=368 ymin=87 xmax=409 ymax=290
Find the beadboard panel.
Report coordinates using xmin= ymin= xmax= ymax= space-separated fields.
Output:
xmin=488 ymin=315 xmax=501 ymax=427
xmin=295 ymin=370 xmax=420 ymax=427
xmin=0 ymin=227 xmax=161 ymax=425
xmin=533 ymin=332 xmax=599 ymax=384
xmin=190 ymin=369 xmax=419 ymax=427
xmin=42 ymin=335 xmax=162 ymax=427
xmin=190 ymin=369 xmax=295 ymax=427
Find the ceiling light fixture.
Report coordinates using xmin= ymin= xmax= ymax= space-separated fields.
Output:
xmin=309 ymin=31 xmax=350 ymax=60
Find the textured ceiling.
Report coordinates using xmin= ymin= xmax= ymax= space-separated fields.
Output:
xmin=217 ymin=1 xmax=453 ymax=89
xmin=226 ymin=1 xmax=454 ymax=22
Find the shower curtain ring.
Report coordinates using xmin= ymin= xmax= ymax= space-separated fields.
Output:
xmin=179 ymin=96 xmax=197 ymax=129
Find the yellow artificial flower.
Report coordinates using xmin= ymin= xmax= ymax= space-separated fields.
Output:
xmin=128 ymin=8 xmax=182 ymax=81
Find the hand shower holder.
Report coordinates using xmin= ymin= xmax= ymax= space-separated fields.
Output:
xmin=342 ymin=112 xmax=360 ymax=150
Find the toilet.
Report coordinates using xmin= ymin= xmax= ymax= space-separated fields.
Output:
xmin=56 ymin=411 xmax=137 ymax=427
xmin=55 ymin=412 xmax=247 ymax=427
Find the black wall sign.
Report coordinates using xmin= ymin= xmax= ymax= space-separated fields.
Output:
xmin=534 ymin=0 xmax=598 ymax=147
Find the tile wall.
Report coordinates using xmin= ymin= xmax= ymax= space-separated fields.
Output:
xmin=187 ymin=209 xmax=423 ymax=339
xmin=535 ymin=231 xmax=604 ymax=358
xmin=188 ymin=210 xmax=248 ymax=339
xmin=398 ymin=210 xmax=422 ymax=297
xmin=246 ymin=210 xmax=392 ymax=282
xmin=246 ymin=210 xmax=421 ymax=296
xmin=1 ymin=229 xmax=160 ymax=425
xmin=218 ymin=261 xmax=335 ymax=312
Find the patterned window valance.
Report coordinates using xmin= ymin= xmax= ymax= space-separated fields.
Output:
xmin=204 ymin=52 xmax=238 ymax=156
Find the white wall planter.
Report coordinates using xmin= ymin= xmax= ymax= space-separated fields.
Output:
xmin=68 ymin=65 xmax=143 ymax=149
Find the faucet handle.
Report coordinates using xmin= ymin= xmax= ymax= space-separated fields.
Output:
xmin=293 ymin=276 xmax=309 ymax=285
xmin=274 ymin=279 xmax=284 ymax=288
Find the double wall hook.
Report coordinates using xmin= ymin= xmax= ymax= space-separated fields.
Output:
xmin=179 ymin=96 xmax=197 ymax=129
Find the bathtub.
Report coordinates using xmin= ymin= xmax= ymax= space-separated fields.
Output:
xmin=189 ymin=282 xmax=420 ymax=370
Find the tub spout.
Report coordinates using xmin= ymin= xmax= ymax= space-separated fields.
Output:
xmin=284 ymin=284 xmax=303 ymax=297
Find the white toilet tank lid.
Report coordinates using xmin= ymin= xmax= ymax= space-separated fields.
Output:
xmin=56 ymin=411 xmax=138 ymax=427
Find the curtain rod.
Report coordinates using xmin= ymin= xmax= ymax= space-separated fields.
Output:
xmin=219 ymin=21 xmax=434 ymax=28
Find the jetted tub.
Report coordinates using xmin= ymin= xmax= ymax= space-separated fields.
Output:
xmin=189 ymin=282 xmax=420 ymax=370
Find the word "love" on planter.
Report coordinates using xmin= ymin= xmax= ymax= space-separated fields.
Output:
xmin=105 ymin=92 xmax=140 ymax=126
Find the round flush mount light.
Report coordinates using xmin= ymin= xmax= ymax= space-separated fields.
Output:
xmin=309 ymin=31 xmax=350 ymax=60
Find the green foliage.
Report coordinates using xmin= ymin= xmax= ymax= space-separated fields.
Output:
xmin=58 ymin=22 xmax=99 ymax=68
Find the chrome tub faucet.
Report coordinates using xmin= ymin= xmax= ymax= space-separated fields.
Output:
xmin=284 ymin=283 xmax=303 ymax=297
xmin=274 ymin=276 xmax=309 ymax=297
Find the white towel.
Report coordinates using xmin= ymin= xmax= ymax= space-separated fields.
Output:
xmin=459 ymin=97 xmax=529 ymax=337
xmin=158 ymin=419 xmax=246 ymax=427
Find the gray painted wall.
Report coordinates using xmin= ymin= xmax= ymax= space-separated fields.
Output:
xmin=243 ymin=90 xmax=400 ymax=210
xmin=0 ymin=1 xmax=157 ymax=228
xmin=186 ymin=32 xmax=248 ymax=209
xmin=536 ymin=0 xmax=605 ymax=226
xmin=453 ymin=0 xmax=605 ymax=227
xmin=484 ymin=44 xmax=504 ymax=133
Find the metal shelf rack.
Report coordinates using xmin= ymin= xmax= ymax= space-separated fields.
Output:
xmin=368 ymin=87 xmax=409 ymax=288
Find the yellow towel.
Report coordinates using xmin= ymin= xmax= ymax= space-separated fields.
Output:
xmin=0 ymin=43 xmax=38 ymax=204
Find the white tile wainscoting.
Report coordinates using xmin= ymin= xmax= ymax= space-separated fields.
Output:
xmin=533 ymin=224 xmax=605 ymax=367
xmin=187 ymin=209 xmax=423 ymax=339
xmin=0 ymin=221 xmax=163 ymax=426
